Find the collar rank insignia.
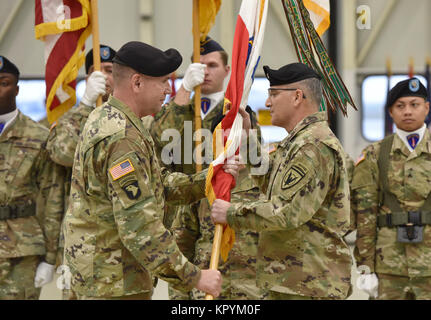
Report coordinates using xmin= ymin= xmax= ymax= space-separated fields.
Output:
xmin=122 ymin=181 xmax=141 ymax=200
xmin=109 ymin=159 xmax=135 ymax=180
xmin=201 ymin=97 xmax=211 ymax=114
xmin=282 ymin=164 xmax=307 ymax=190
xmin=407 ymin=133 xmax=419 ymax=149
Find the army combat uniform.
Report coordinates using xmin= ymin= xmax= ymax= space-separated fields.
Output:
xmin=226 ymin=112 xmax=353 ymax=299
xmin=0 ymin=112 xmax=64 ymax=299
xmin=352 ymin=131 xmax=431 ymax=299
xmin=151 ymin=99 xmax=267 ymax=299
xmin=64 ymin=96 xmax=209 ymax=299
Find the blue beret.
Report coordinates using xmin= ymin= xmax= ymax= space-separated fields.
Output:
xmin=263 ymin=63 xmax=321 ymax=86
xmin=113 ymin=41 xmax=182 ymax=77
xmin=200 ymin=36 xmax=225 ymax=55
xmin=386 ymin=77 xmax=428 ymax=108
xmin=85 ymin=45 xmax=116 ymax=74
xmin=0 ymin=56 xmax=19 ymax=78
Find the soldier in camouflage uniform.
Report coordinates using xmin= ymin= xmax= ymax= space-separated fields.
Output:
xmin=211 ymin=63 xmax=353 ymax=300
xmin=46 ymin=45 xmax=116 ymax=299
xmin=150 ymin=37 xmax=266 ymax=299
xmin=47 ymin=45 xmax=116 ymax=250
xmin=353 ymin=78 xmax=431 ymax=300
xmin=63 ymin=41 xmax=245 ymax=299
xmin=0 ymin=56 xmax=64 ymax=299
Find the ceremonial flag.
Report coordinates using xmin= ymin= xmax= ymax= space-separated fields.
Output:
xmin=205 ymin=0 xmax=268 ymax=263
xmin=199 ymin=0 xmax=222 ymax=41
xmin=303 ymin=0 xmax=330 ymax=36
xmin=282 ymin=0 xmax=357 ymax=114
xmin=408 ymin=57 xmax=414 ymax=78
xmin=35 ymin=0 xmax=92 ymax=123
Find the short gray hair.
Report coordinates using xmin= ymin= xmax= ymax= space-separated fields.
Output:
xmin=298 ymin=78 xmax=322 ymax=107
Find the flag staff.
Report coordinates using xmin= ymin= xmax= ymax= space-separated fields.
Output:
xmin=90 ymin=0 xmax=102 ymax=107
xmin=193 ymin=0 xmax=203 ymax=172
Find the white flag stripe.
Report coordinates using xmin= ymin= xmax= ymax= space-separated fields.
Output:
xmin=211 ymin=0 xmax=268 ymax=168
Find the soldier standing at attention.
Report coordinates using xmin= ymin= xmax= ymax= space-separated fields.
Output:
xmin=0 ymin=56 xmax=64 ymax=299
xmin=63 ymin=41 xmax=243 ymax=300
xmin=150 ymin=37 xmax=266 ymax=300
xmin=353 ymin=78 xmax=431 ymax=300
xmin=46 ymin=44 xmax=116 ymax=299
xmin=211 ymin=63 xmax=353 ymax=300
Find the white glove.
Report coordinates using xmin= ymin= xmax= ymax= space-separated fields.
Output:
xmin=34 ymin=262 xmax=55 ymax=288
xmin=182 ymin=63 xmax=206 ymax=92
xmin=81 ymin=71 xmax=107 ymax=106
xmin=356 ymin=273 xmax=379 ymax=298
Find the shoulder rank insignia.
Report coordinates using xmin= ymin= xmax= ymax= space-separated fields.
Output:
xmin=109 ymin=159 xmax=135 ymax=180
xmin=122 ymin=181 xmax=141 ymax=200
xmin=355 ymin=152 xmax=365 ymax=166
xmin=282 ymin=164 xmax=307 ymax=190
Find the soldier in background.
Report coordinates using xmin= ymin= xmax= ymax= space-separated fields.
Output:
xmin=353 ymin=78 xmax=431 ymax=300
xmin=45 ymin=45 xmax=116 ymax=299
xmin=63 ymin=41 xmax=244 ymax=300
xmin=150 ymin=37 xmax=266 ymax=299
xmin=0 ymin=56 xmax=64 ymax=299
xmin=211 ymin=63 xmax=353 ymax=300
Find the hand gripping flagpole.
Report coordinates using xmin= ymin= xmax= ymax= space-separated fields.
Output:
xmin=193 ymin=0 xmax=203 ymax=172
xmin=90 ymin=0 xmax=102 ymax=107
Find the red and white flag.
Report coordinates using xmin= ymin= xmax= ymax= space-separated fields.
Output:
xmin=35 ymin=0 xmax=92 ymax=123
xmin=205 ymin=0 xmax=268 ymax=261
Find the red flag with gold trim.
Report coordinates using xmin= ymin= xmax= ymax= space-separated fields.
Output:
xmin=35 ymin=0 xmax=92 ymax=123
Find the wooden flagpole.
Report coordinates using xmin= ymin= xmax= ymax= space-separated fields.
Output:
xmin=193 ymin=0 xmax=203 ymax=172
xmin=90 ymin=0 xmax=102 ymax=107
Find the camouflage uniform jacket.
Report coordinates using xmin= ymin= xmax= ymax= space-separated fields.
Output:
xmin=47 ymin=102 xmax=93 ymax=251
xmin=226 ymin=112 xmax=352 ymax=299
xmin=352 ymin=130 xmax=431 ymax=277
xmin=64 ymin=96 xmax=208 ymax=297
xmin=47 ymin=102 xmax=94 ymax=168
xmin=151 ymin=99 xmax=228 ymax=174
xmin=0 ymin=111 xmax=64 ymax=264
xmin=151 ymin=99 xmax=264 ymax=299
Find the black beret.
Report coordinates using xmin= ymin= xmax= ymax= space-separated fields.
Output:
xmin=386 ymin=77 xmax=428 ymax=108
xmin=200 ymin=36 xmax=225 ymax=55
xmin=263 ymin=63 xmax=321 ymax=87
xmin=0 ymin=56 xmax=19 ymax=78
xmin=85 ymin=45 xmax=116 ymax=74
xmin=113 ymin=41 xmax=182 ymax=77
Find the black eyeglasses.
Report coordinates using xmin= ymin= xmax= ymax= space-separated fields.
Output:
xmin=268 ymin=88 xmax=306 ymax=99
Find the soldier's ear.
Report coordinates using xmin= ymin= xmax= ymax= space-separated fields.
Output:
xmin=131 ymin=74 xmax=142 ymax=92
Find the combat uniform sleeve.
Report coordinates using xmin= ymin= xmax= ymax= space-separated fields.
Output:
xmin=35 ymin=148 xmax=66 ymax=265
xmin=171 ymin=202 xmax=200 ymax=262
xmin=351 ymin=149 xmax=379 ymax=273
xmin=106 ymin=138 xmax=202 ymax=290
xmin=46 ymin=115 xmax=81 ymax=168
xmin=150 ymin=101 xmax=193 ymax=163
xmin=227 ymin=144 xmax=333 ymax=232
xmin=161 ymin=168 xmax=207 ymax=205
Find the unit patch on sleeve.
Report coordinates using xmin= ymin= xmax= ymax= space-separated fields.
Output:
xmin=121 ymin=181 xmax=141 ymax=200
xmin=282 ymin=164 xmax=307 ymax=190
xmin=109 ymin=159 xmax=135 ymax=180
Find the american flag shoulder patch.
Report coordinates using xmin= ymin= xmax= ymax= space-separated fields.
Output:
xmin=109 ymin=159 xmax=135 ymax=180
xmin=355 ymin=152 xmax=366 ymax=166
